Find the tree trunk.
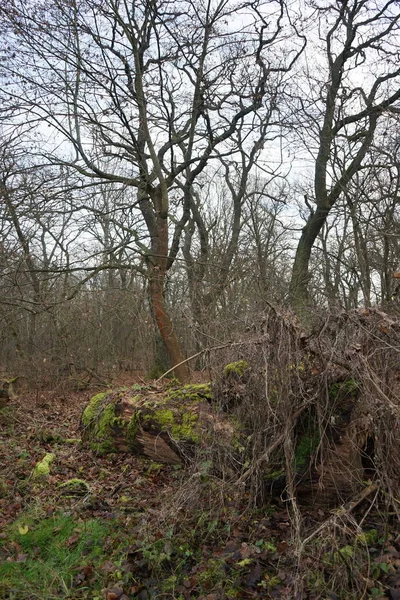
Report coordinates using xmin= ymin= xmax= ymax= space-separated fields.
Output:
xmin=148 ymin=266 xmax=190 ymax=383
xmin=145 ymin=186 xmax=191 ymax=383
xmin=289 ymin=207 xmax=330 ymax=316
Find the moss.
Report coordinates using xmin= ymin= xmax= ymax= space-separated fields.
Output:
xmin=294 ymin=432 xmax=319 ymax=470
xmin=356 ymin=528 xmax=378 ymax=545
xmin=59 ymin=477 xmax=88 ymax=487
xmin=167 ymin=383 xmax=212 ymax=402
xmin=145 ymin=408 xmax=175 ymax=426
xmin=58 ymin=478 xmax=90 ymax=496
xmin=165 ymin=377 xmax=181 ymax=388
xmin=329 ymin=379 xmax=359 ymax=401
xmin=32 ymin=453 xmax=55 ymax=479
xmin=224 ymin=360 xmax=249 ymax=378
xmin=144 ymin=407 xmax=200 ymax=442
xmin=171 ymin=411 xmax=199 ymax=442
xmin=92 ymin=403 xmax=118 ymax=454
xmin=81 ymin=392 xmax=110 ymax=427
xmin=126 ymin=413 xmax=140 ymax=448
xmin=82 ymin=392 xmax=123 ymax=454
xmin=83 ymin=383 xmax=218 ymax=456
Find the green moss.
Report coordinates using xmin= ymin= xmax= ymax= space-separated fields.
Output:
xmin=224 ymin=360 xmax=249 ymax=378
xmin=329 ymin=379 xmax=359 ymax=401
xmin=146 ymin=408 xmax=175 ymax=426
xmin=82 ymin=392 xmax=123 ymax=454
xmin=58 ymin=478 xmax=90 ymax=496
xmin=83 ymin=383 xmax=218 ymax=456
xmin=93 ymin=403 xmax=118 ymax=454
xmin=294 ymin=432 xmax=319 ymax=470
xmin=81 ymin=392 xmax=110 ymax=427
xmin=356 ymin=528 xmax=379 ymax=545
xmin=32 ymin=453 xmax=55 ymax=479
xmin=144 ymin=407 xmax=200 ymax=442
xmin=171 ymin=411 xmax=199 ymax=442
xmin=126 ymin=413 xmax=140 ymax=448
xmin=167 ymin=383 xmax=212 ymax=402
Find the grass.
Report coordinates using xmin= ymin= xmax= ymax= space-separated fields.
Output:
xmin=0 ymin=512 xmax=115 ymax=599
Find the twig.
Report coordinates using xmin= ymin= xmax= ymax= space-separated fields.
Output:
xmin=155 ymin=339 xmax=263 ymax=383
xmin=298 ymin=483 xmax=378 ymax=553
xmin=237 ymin=402 xmax=311 ymax=485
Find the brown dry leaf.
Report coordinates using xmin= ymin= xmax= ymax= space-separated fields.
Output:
xmin=104 ymin=587 xmax=124 ymax=600
xmin=15 ymin=553 xmax=28 ymax=563
xmin=66 ymin=534 xmax=80 ymax=547
xmin=240 ymin=542 xmax=252 ymax=559
xmin=222 ymin=540 xmax=240 ymax=556
xmin=83 ymin=565 xmax=94 ymax=578
xmin=246 ymin=561 xmax=261 ymax=587
xmin=276 ymin=541 xmax=289 ymax=554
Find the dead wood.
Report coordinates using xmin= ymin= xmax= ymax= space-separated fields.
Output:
xmin=80 ymin=383 xmax=235 ymax=465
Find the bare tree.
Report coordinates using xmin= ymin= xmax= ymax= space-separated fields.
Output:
xmin=0 ymin=0 xmax=304 ymax=380
xmin=289 ymin=0 xmax=400 ymax=315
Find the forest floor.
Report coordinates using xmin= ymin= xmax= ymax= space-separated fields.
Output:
xmin=1 ymin=383 xmax=399 ymax=600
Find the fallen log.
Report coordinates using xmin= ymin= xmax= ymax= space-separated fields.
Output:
xmin=81 ymin=382 xmax=235 ymax=464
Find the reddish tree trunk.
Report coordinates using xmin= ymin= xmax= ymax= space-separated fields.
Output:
xmin=149 ymin=266 xmax=190 ymax=383
xmin=148 ymin=191 xmax=191 ymax=383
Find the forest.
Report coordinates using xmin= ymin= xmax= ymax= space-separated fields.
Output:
xmin=0 ymin=0 xmax=400 ymax=598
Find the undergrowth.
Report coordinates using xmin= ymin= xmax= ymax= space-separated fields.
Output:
xmin=1 ymin=307 xmax=400 ymax=599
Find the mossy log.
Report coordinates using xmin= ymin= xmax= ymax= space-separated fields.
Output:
xmin=81 ymin=383 xmax=234 ymax=464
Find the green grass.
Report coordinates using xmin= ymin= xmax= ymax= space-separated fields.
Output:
xmin=0 ymin=512 xmax=114 ymax=599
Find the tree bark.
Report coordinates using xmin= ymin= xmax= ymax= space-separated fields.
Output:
xmin=147 ymin=187 xmax=191 ymax=383
xmin=148 ymin=265 xmax=190 ymax=383
xmin=290 ymin=206 xmax=330 ymax=315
